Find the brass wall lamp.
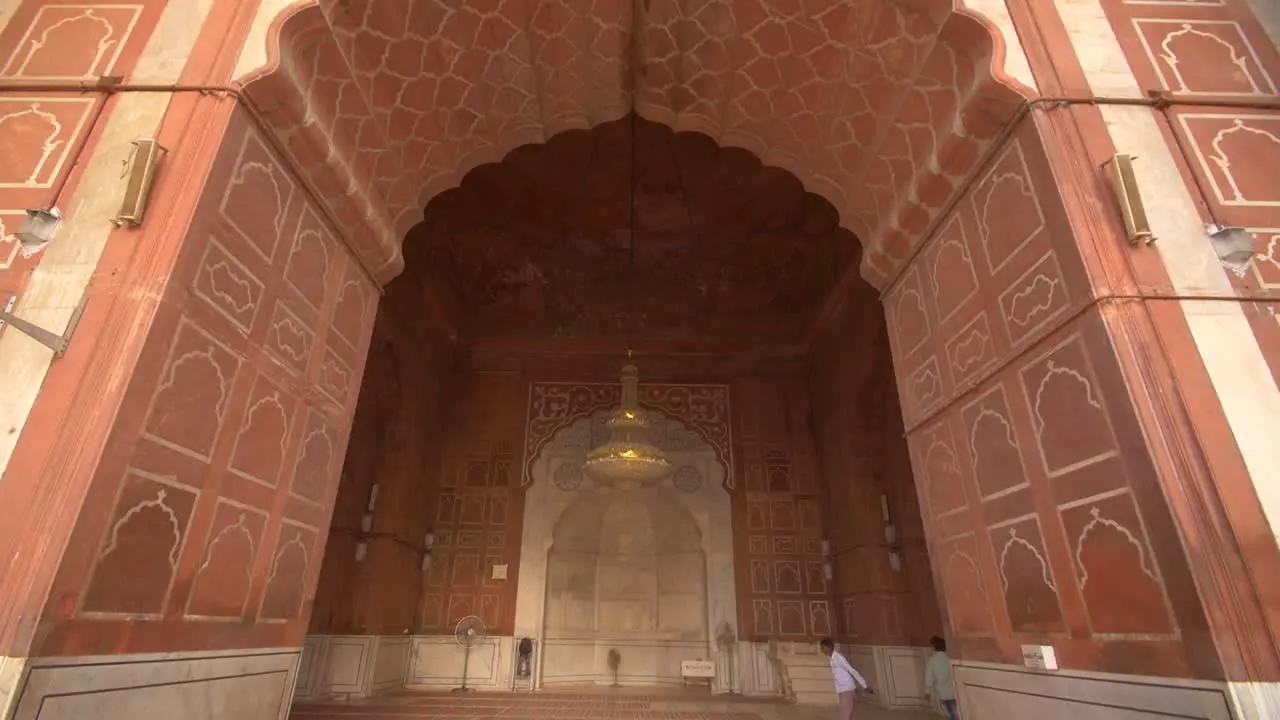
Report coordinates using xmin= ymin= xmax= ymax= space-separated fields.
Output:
xmin=1102 ymin=153 xmax=1156 ymax=247
xmin=1103 ymin=150 xmax=1255 ymax=270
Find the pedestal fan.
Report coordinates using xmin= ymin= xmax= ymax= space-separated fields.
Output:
xmin=607 ymin=648 xmax=622 ymax=687
xmin=452 ymin=615 xmax=487 ymax=693
xmin=716 ymin=621 xmax=739 ymax=694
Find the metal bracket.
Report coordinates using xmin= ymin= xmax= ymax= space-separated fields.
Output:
xmin=0 ymin=294 xmax=88 ymax=357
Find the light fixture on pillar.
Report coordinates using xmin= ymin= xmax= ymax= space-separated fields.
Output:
xmin=421 ymin=530 xmax=436 ymax=572
xmin=1208 ymin=224 xmax=1256 ymax=270
xmin=888 ymin=551 xmax=902 ymax=573
xmin=355 ymin=484 xmax=378 ymax=563
xmin=882 ymin=493 xmax=903 ymax=573
xmin=1101 ymin=153 xmax=1156 ymax=247
xmin=580 ymin=29 xmax=673 ymax=492
xmin=14 ymin=207 xmax=62 ymax=257
xmin=360 ymin=483 xmax=378 ymax=532
xmin=112 ymin=139 xmax=167 ymax=227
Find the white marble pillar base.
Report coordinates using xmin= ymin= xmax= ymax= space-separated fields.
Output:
xmin=1 ymin=647 xmax=299 ymax=720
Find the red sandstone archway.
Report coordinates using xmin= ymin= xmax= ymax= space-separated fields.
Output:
xmin=238 ymin=0 xmax=1032 ymax=289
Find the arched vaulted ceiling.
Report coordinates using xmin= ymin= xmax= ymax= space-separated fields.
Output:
xmin=405 ymin=116 xmax=858 ymax=345
xmin=241 ymin=0 xmax=1030 ymax=288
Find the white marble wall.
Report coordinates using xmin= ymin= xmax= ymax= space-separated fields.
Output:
xmin=844 ymin=644 xmax=932 ymax=711
xmin=405 ymin=635 xmax=516 ymax=690
xmin=294 ymin=635 xmax=410 ymax=700
xmin=954 ymin=661 xmax=1237 ymax=719
xmin=514 ymin=412 xmax=740 ymax=691
xmin=5 ymin=648 xmax=299 ymax=720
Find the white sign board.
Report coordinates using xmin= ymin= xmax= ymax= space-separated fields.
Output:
xmin=1020 ymin=644 xmax=1058 ymax=671
xmin=681 ymin=660 xmax=716 ymax=678
xmin=491 ymin=563 xmax=508 ymax=580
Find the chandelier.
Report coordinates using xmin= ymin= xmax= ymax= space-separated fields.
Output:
xmin=581 ymin=3 xmax=673 ymax=491
xmin=582 ymin=359 xmax=673 ymax=489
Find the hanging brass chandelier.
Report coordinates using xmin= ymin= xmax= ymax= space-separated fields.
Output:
xmin=581 ymin=1 xmax=672 ymax=491
xmin=582 ymin=358 xmax=673 ymax=489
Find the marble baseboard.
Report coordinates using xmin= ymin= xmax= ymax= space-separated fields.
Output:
xmin=294 ymin=635 xmax=411 ymax=700
xmin=406 ymin=635 xmax=514 ymax=690
xmin=401 ymin=636 xmax=778 ymax=697
xmin=843 ymin=644 xmax=932 ymax=711
xmin=540 ymin=637 xmax=709 ymax=687
xmin=1 ymin=648 xmax=299 ymax=720
xmin=954 ymin=661 xmax=1239 ymax=719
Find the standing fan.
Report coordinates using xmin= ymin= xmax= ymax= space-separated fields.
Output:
xmin=452 ymin=615 xmax=487 ymax=693
xmin=607 ymin=648 xmax=622 ymax=687
xmin=716 ymin=621 xmax=739 ymax=694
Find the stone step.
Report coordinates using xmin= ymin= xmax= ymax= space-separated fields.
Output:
xmin=790 ymin=675 xmax=835 ymax=693
xmin=774 ymin=653 xmax=840 ymax=705
xmin=793 ymin=689 xmax=838 ymax=706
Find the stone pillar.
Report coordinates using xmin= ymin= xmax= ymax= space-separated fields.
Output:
xmin=0 ymin=3 xmax=379 ymax=718
xmin=297 ymin=280 xmax=456 ymax=700
xmin=881 ymin=0 xmax=1280 ymax=714
xmin=808 ymin=290 xmax=943 ymax=711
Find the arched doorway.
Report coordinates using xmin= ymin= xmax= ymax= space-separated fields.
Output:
xmin=3 ymin=2 xmax=1279 ymax=719
xmin=523 ymin=411 xmax=733 ymax=689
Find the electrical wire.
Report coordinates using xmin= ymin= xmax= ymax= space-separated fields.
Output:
xmin=625 ymin=0 xmax=639 ymax=360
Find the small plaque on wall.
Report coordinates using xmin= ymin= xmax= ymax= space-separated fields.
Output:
xmin=491 ymin=563 xmax=509 ymax=580
xmin=1021 ymin=645 xmax=1058 ymax=671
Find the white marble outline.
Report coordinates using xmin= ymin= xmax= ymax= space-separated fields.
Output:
xmin=0 ymin=98 xmax=95 ymax=188
xmin=258 ymin=521 xmax=315 ymax=622
xmin=226 ymin=374 xmax=293 ymax=488
xmin=1247 ymin=228 xmax=1280 ymax=289
xmin=184 ymin=501 xmax=267 ymax=621
xmin=286 ymin=409 xmax=336 ymax=506
xmin=971 ymin=142 xmax=1046 ymax=276
xmin=140 ymin=318 xmax=239 ymax=463
xmin=192 ymin=237 xmax=264 ymax=332
xmin=0 ymin=5 xmax=142 ymax=79
xmin=1177 ymin=113 xmax=1280 ymax=208
xmin=928 ymin=214 xmax=979 ymax=326
xmin=0 ymin=210 xmax=27 ymax=270
xmin=1133 ymin=18 xmax=1276 ymax=96
xmin=891 ymin=264 xmax=933 ymax=357
xmin=219 ymin=131 xmax=297 ymax=261
xmin=962 ymin=385 xmax=1031 ymax=502
xmin=999 ymin=251 xmax=1069 ymax=346
xmin=285 ymin=204 xmax=334 ymax=311
xmin=77 ymin=469 xmax=195 ymax=620
xmin=946 ymin=312 xmax=996 ymax=382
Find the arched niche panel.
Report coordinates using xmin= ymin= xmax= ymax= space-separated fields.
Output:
xmin=521 ymin=381 xmax=733 ymax=489
xmin=513 ymin=411 xmax=738 ymax=689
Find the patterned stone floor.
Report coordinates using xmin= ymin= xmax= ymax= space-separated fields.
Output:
xmin=290 ymin=690 xmax=943 ymax=720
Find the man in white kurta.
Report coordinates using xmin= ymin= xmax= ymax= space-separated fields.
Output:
xmin=820 ymin=637 xmax=868 ymax=720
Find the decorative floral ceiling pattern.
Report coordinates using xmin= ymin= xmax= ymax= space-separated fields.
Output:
xmin=241 ymin=0 xmax=1028 ymax=287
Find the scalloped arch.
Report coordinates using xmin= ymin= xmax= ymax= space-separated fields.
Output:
xmin=239 ymin=0 xmax=1033 ymax=288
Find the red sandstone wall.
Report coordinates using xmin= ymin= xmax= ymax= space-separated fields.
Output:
xmin=309 ymin=272 xmax=456 ymax=635
xmin=882 ymin=113 xmax=1218 ymax=678
xmin=808 ymin=289 xmax=941 ymax=647
xmin=0 ymin=0 xmax=171 ymax=656
xmin=319 ymin=352 xmax=842 ymax=642
xmin=1100 ymin=0 xmax=1280 ymax=422
xmin=730 ymin=368 xmax=835 ymax=641
xmin=417 ymin=370 xmax=529 ymax=636
xmin=3 ymin=104 xmax=378 ymax=656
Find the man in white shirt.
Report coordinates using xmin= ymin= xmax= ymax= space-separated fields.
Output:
xmin=819 ymin=637 xmax=868 ymax=720
xmin=924 ymin=635 xmax=958 ymax=719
